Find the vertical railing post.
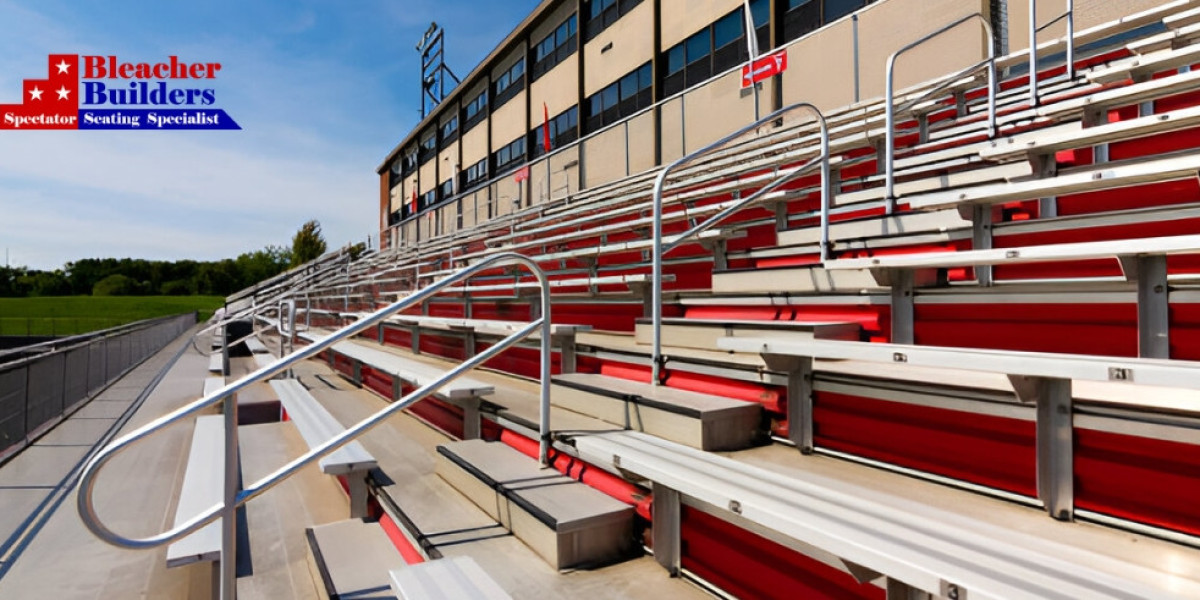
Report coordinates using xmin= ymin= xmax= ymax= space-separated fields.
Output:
xmin=1030 ymin=0 xmax=1040 ymax=107
xmin=220 ymin=387 xmax=238 ymax=600
xmin=653 ymin=103 xmax=829 ymax=384
xmin=538 ymin=275 xmax=552 ymax=466
xmin=1065 ymin=0 xmax=1075 ymax=80
xmin=886 ymin=14 xmax=995 ymax=213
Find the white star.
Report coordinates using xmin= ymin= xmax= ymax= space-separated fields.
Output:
xmin=56 ymin=86 xmax=70 ymax=100
xmin=29 ymin=86 xmax=43 ymax=101
xmin=55 ymin=59 xmax=70 ymax=74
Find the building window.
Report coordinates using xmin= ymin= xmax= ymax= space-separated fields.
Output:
xmin=493 ymin=59 xmax=526 ymax=109
xmin=493 ymin=136 xmax=527 ymax=173
xmin=783 ymin=0 xmax=873 ymax=43
xmin=401 ymin=147 xmax=418 ymax=176
xmin=532 ymin=14 xmax=577 ymax=80
xmin=418 ymin=130 xmax=437 ymax=164
xmin=440 ymin=116 xmax=459 ymax=146
xmin=530 ymin=105 xmax=579 ymax=158
xmin=464 ymin=89 xmax=488 ymax=131
xmin=420 ymin=189 xmax=437 ymax=212
xmin=661 ymin=3 xmax=771 ymax=98
xmin=584 ymin=0 xmax=643 ymax=41
xmin=439 ymin=178 xmax=455 ymax=200
xmin=389 ymin=159 xmax=403 ymax=189
xmin=464 ymin=157 xmax=489 ymax=190
xmin=585 ymin=62 xmax=651 ymax=133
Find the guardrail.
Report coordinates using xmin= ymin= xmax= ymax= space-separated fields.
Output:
xmin=0 ymin=313 xmax=195 ymax=463
xmin=76 ymin=252 xmax=552 ymax=600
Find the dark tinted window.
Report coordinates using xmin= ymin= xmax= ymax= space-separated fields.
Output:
xmin=685 ymin=30 xmax=710 ymax=64
xmin=713 ymin=11 xmax=742 ymax=49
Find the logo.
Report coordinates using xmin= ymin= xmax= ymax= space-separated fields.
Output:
xmin=1 ymin=54 xmax=241 ymax=130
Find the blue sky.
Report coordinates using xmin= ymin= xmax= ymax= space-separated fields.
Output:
xmin=0 ymin=0 xmax=535 ymax=270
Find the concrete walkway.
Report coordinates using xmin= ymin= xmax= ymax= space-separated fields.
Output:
xmin=0 ymin=327 xmax=205 ymax=599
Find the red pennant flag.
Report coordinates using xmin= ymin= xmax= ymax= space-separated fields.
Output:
xmin=542 ymin=102 xmax=552 ymax=153
xmin=410 ymin=188 xmax=418 ymax=213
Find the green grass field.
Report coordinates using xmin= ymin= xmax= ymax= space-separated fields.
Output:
xmin=0 ymin=296 xmax=224 ymax=336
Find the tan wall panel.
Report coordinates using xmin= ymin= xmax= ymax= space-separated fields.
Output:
xmin=780 ymin=21 xmax=858 ymax=112
xmin=660 ymin=0 xmax=743 ymax=49
xmin=530 ymin=60 xmax=581 ymax=119
xmin=528 ymin=146 xmax=582 ymax=204
xmin=461 ymin=125 xmax=488 ymax=166
xmin=583 ymin=125 xmax=628 ymax=188
xmin=492 ymin=176 xmax=523 ymax=216
xmin=584 ymin=1 xmax=655 ymax=96
xmin=419 ymin=161 xmax=438 ymax=194
xmin=682 ymin=69 xmax=757 ymax=153
xmin=855 ymin=0 xmax=990 ymax=98
xmin=491 ymin=96 xmax=528 ymax=151
xmin=460 ymin=189 xmax=486 ymax=229
xmin=627 ymin=110 xmax=657 ymax=174
xmin=660 ymin=96 xmax=684 ymax=163
xmin=438 ymin=142 xmax=461 ymax=180
xmin=1008 ymin=0 xmax=1165 ymax=51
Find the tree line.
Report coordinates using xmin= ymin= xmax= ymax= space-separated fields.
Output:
xmin=0 ymin=219 xmax=333 ymax=298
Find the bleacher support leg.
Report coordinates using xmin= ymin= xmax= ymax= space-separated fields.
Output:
xmin=348 ymin=474 xmax=369 ymax=519
xmin=651 ymin=483 xmax=681 ymax=576
xmin=763 ymin=355 xmax=814 ymax=454
xmin=970 ymin=205 xmax=993 ymax=286
xmin=464 ymin=330 xmax=477 ymax=359
xmin=1010 ymin=375 xmax=1074 ymax=521
xmin=1134 ymin=255 xmax=1170 ymax=359
xmin=890 ymin=271 xmax=915 ymax=345
xmin=554 ymin=334 xmax=577 ymax=373
xmin=462 ymin=399 xmax=482 ymax=440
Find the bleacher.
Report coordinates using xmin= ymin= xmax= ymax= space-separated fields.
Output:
xmin=74 ymin=3 xmax=1200 ymax=599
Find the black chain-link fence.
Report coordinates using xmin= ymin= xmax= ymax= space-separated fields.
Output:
xmin=0 ymin=313 xmax=195 ymax=461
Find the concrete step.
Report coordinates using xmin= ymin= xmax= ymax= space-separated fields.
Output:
xmin=388 ymin=556 xmax=512 ymax=599
xmin=552 ymin=373 xmax=762 ymax=451
xmin=306 ymin=518 xmax=407 ymax=600
xmin=435 ymin=439 xmax=634 ymax=570
xmin=711 ymin=264 xmax=885 ymax=294
xmin=634 ymin=317 xmax=860 ymax=352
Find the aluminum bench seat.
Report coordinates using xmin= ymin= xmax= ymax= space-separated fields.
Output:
xmin=270 ymin=378 xmax=376 ymax=517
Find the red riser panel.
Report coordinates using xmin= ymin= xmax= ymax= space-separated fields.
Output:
xmin=1056 ymin=179 xmax=1200 ymax=217
xmin=427 ymin=303 xmax=466 ymax=318
xmin=680 ymin=506 xmax=885 ymax=600
xmin=417 ymin=333 xmax=466 ymax=361
xmin=1169 ymin=304 xmax=1200 ymax=360
xmin=360 ymin=366 xmax=392 ymax=398
xmin=914 ymin=303 xmax=1138 ymax=357
xmin=598 ymin=359 xmax=786 ymax=414
xmin=1109 ymin=126 xmax=1200 ymax=162
xmin=1151 ymin=89 xmax=1200 ymax=114
xmin=554 ymin=302 xmax=652 ymax=332
xmin=475 ymin=343 xmax=564 ymax=378
xmin=382 ymin=327 xmax=412 ymax=348
xmin=1075 ymin=428 xmax=1200 ymax=537
xmin=684 ymin=305 xmax=889 ymax=339
xmin=814 ymin=392 xmax=1037 ymax=498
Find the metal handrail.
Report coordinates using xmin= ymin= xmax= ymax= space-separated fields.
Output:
xmin=650 ymin=102 xmax=830 ymax=384
xmin=885 ymin=13 xmax=997 ymax=212
xmin=1030 ymin=0 xmax=1076 ymax=107
xmin=76 ymin=251 xmax=552 ymax=600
